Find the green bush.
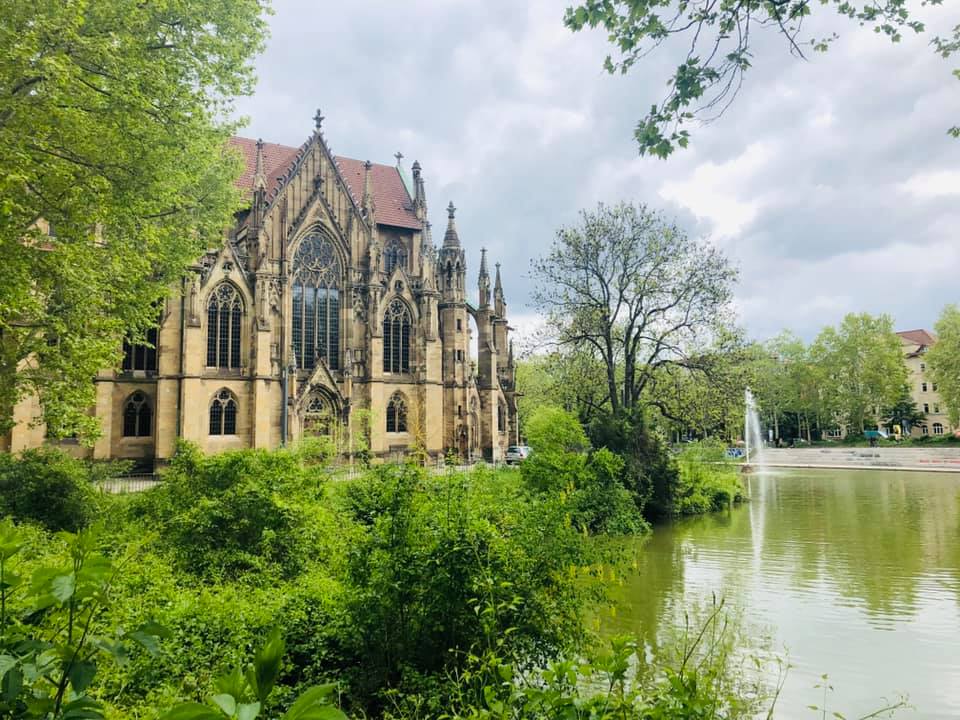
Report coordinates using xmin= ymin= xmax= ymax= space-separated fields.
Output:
xmin=0 ymin=447 xmax=109 ymax=531
xmin=334 ymin=463 xmax=598 ymax=710
xmin=587 ymin=411 xmax=680 ymax=520
xmin=674 ymin=441 xmax=744 ymax=516
xmin=130 ymin=441 xmax=328 ymax=580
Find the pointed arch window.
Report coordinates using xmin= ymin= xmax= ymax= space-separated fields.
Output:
xmin=292 ymin=233 xmax=341 ymax=371
xmin=498 ymin=402 xmax=506 ymax=433
xmin=206 ymin=284 xmax=244 ymax=369
xmin=122 ymin=391 xmax=152 ymax=437
xmin=383 ymin=299 xmax=412 ymax=373
xmin=384 ymin=238 xmax=408 ymax=274
xmin=386 ymin=393 xmax=408 ymax=433
xmin=304 ymin=394 xmax=335 ymax=436
xmin=209 ymin=389 xmax=238 ymax=435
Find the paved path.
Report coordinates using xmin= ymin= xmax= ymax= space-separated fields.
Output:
xmin=756 ymin=447 xmax=960 ymax=473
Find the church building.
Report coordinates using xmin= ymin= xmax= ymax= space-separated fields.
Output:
xmin=3 ymin=112 xmax=518 ymax=467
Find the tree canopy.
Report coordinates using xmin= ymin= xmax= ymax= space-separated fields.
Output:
xmin=927 ymin=304 xmax=960 ymax=428
xmin=564 ymin=0 xmax=959 ymax=157
xmin=0 ymin=0 xmax=270 ymax=439
xmin=530 ymin=202 xmax=738 ymax=418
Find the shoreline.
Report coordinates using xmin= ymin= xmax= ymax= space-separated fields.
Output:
xmin=756 ymin=461 xmax=960 ymax=474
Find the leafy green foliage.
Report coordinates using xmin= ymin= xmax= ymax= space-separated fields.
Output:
xmin=673 ymin=442 xmax=744 ymax=516
xmin=0 ymin=0 xmax=269 ymax=439
xmin=0 ymin=448 xmax=114 ymax=531
xmin=337 ymin=462 xmax=598 ymax=707
xmin=160 ymin=630 xmax=346 ymax=720
xmin=0 ymin=519 xmax=168 ymax=719
xmin=131 ymin=442 xmax=328 ymax=580
xmin=564 ymin=0 xmax=949 ymax=157
xmin=587 ymin=410 xmax=679 ymax=520
xmin=927 ymin=305 xmax=960 ymax=429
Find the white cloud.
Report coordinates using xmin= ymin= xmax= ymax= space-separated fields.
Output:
xmin=658 ymin=142 xmax=777 ymax=237
xmin=899 ymin=170 xmax=960 ymax=199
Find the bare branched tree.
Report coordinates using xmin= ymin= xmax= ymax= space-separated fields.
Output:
xmin=531 ymin=202 xmax=738 ymax=416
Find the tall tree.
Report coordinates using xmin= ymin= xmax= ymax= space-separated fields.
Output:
xmin=531 ymin=201 xmax=738 ymax=416
xmin=811 ymin=313 xmax=906 ymax=434
xmin=0 ymin=0 xmax=269 ymax=439
xmin=564 ymin=1 xmax=959 ymax=157
xmin=926 ymin=304 xmax=960 ymax=429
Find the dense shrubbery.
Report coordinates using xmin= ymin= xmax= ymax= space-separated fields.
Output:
xmin=0 ymin=447 xmax=113 ymax=531
xmin=526 ymin=406 xmax=743 ymax=521
xmin=0 ymin=441 xmax=611 ymax=718
xmin=673 ymin=441 xmax=745 ymax=516
xmin=587 ymin=410 xmax=680 ymax=520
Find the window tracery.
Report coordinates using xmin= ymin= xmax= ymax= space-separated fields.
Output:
xmin=293 ymin=233 xmax=341 ymax=371
xmin=209 ymin=389 xmax=238 ymax=435
xmin=382 ymin=299 xmax=412 ymax=373
xmin=206 ymin=283 xmax=243 ymax=368
xmin=386 ymin=393 xmax=408 ymax=433
xmin=122 ymin=391 xmax=152 ymax=437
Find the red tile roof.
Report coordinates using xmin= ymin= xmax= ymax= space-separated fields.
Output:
xmin=228 ymin=136 xmax=421 ymax=230
xmin=897 ymin=329 xmax=937 ymax=347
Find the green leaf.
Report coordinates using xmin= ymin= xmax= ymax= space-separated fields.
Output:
xmin=237 ymin=702 xmax=261 ymax=720
xmin=0 ymin=655 xmax=15 ymax=682
xmin=282 ymin=685 xmax=339 ymax=720
xmin=60 ymin=696 xmax=106 ymax=720
xmin=51 ymin=573 xmax=76 ymax=603
xmin=249 ymin=627 xmax=285 ymax=702
xmin=67 ymin=659 xmax=97 ymax=694
xmin=160 ymin=702 xmax=226 ymax=720
xmin=211 ymin=694 xmax=237 ymax=716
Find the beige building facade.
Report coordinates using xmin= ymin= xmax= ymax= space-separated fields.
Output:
xmin=2 ymin=114 xmax=518 ymax=468
xmin=897 ymin=329 xmax=954 ymax=438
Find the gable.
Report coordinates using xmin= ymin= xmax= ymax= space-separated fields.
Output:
xmin=229 ymin=136 xmax=421 ymax=230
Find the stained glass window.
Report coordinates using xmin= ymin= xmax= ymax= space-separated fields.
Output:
xmin=382 ymin=299 xmax=411 ymax=373
xmin=206 ymin=284 xmax=243 ymax=369
xmin=292 ymin=233 xmax=341 ymax=370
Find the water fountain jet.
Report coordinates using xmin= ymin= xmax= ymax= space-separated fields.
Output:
xmin=743 ymin=388 xmax=765 ymax=474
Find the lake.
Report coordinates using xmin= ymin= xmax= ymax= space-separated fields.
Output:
xmin=604 ymin=468 xmax=960 ymax=719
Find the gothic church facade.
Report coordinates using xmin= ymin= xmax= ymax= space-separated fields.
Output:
xmin=3 ymin=113 xmax=518 ymax=466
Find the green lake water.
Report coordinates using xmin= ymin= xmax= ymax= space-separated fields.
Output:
xmin=604 ymin=468 xmax=960 ymax=719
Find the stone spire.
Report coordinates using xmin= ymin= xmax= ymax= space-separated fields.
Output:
xmin=362 ymin=160 xmax=376 ymax=221
xmin=253 ymin=138 xmax=267 ymax=192
xmin=412 ymin=160 xmax=427 ymax=218
xmin=443 ymin=201 xmax=460 ymax=247
xmin=479 ymin=248 xmax=491 ymax=307
xmin=494 ymin=261 xmax=506 ymax=316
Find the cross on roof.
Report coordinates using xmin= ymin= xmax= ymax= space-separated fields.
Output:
xmin=313 ymin=108 xmax=325 ymax=129
xmin=394 ymin=151 xmax=404 ymax=164
xmin=447 ymin=201 xmax=456 ymax=218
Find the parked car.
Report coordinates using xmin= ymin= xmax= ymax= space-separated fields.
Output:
xmin=505 ymin=445 xmax=532 ymax=465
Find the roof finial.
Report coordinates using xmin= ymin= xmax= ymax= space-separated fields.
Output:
xmin=443 ymin=201 xmax=460 ymax=247
xmin=394 ymin=151 xmax=404 ymax=166
xmin=313 ymin=108 xmax=325 ymax=130
xmin=253 ymin=138 xmax=266 ymax=192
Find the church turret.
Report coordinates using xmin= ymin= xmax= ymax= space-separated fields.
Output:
xmin=478 ymin=248 xmax=490 ymax=308
xmin=494 ymin=261 xmax=506 ymax=318
xmin=438 ymin=202 xmax=466 ymax=304
xmin=249 ymin=139 xmax=267 ymax=243
xmin=443 ymin=201 xmax=460 ymax=247
xmin=412 ymin=160 xmax=427 ymax=220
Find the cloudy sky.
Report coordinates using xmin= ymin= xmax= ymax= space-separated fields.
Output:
xmin=235 ymin=0 xmax=960 ymax=343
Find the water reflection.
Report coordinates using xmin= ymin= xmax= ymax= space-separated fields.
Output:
xmin=604 ymin=469 xmax=960 ymax=718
